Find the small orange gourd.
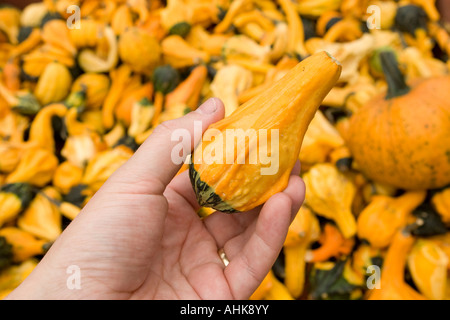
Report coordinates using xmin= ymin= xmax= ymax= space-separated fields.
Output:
xmin=189 ymin=52 xmax=342 ymax=213
xmin=357 ymin=191 xmax=426 ymax=248
xmin=302 ymin=163 xmax=357 ymax=238
xmin=165 ymin=64 xmax=208 ymax=111
xmin=118 ymin=27 xmax=161 ymax=75
xmin=306 ymin=223 xmax=355 ymax=263
xmin=115 ymin=82 xmax=153 ymax=127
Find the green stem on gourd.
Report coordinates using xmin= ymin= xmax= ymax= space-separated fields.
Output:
xmin=380 ymin=51 xmax=411 ymax=99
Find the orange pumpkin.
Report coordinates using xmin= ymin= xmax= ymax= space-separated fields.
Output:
xmin=346 ymin=51 xmax=450 ymax=190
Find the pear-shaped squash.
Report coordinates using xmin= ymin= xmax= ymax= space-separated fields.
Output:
xmin=303 ymin=163 xmax=357 ymax=238
xmin=357 ymin=191 xmax=426 ymax=248
xmin=17 ymin=187 xmax=62 ymax=242
xmin=33 ymin=61 xmax=72 ymax=106
xmin=189 ymin=52 xmax=342 ymax=213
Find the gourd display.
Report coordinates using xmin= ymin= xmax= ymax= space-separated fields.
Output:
xmin=0 ymin=0 xmax=450 ymax=300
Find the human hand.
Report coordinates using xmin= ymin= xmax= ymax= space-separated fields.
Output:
xmin=6 ymin=98 xmax=305 ymax=300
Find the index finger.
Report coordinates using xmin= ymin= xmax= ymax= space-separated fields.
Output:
xmin=107 ymin=98 xmax=225 ymax=195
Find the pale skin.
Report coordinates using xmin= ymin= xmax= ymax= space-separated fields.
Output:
xmin=6 ymin=98 xmax=305 ymax=300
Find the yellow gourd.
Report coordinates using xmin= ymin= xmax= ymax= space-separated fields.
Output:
xmin=69 ymin=19 xmax=105 ymax=48
xmin=210 ymin=64 xmax=253 ymax=117
xmin=214 ymin=0 xmax=252 ymax=34
xmin=0 ymin=259 xmax=37 ymax=299
xmin=432 ymin=188 xmax=450 ymax=224
xmin=128 ymin=98 xmax=155 ymax=139
xmin=102 ymin=64 xmax=134 ymax=130
xmin=222 ymin=35 xmax=271 ymax=64
xmin=303 ymin=163 xmax=357 ymax=238
xmin=0 ymin=183 xmax=34 ymax=228
xmin=81 ymin=145 xmax=134 ymax=192
xmin=238 ymin=56 xmax=298 ymax=104
xmin=34 ymin=62 xmax=72 ymax=106
xmin=186 ymin=25 xmax=230 ymax=56
xmin=299 ymin=110 xmax=345 ymax=166
xmin=351 ymin=243 xmax=383 ymax=279
xmin=160 ymin=0 xmax=193 ymax=32
xmin=357 ymin=191 xmax=426 ymax=248
xmin=52 ymin=161 xmax=84 ymax=195
xmin=277 ymin=0 xmax=308 ymax=58
xmin=60 ymin=130 xmax=107 ymax=169
xmin=283 ymin=206 xmax=320 ymax=298
xmin=190 ymin=52 xmax=342 ymax=213
xmin=408 ymin=239 xmax=449 ymax=300
xmin=161 ymin=35 xmax=210 ymax=68
xmin=78 ymin=26 xmax=118 ymax=73
xmin=41 ymin=19 xmax=77 ymax=57
xmin=0 ymin=80 xmax=41 ymax=116
xmin=0 ymin=6 xmax=21 ymax=44
xmin=6 ymin=146 xmax=58 ymax=188
xmin=428 ymin=233 xmax=450 ymax=270
xmin=115 ymin=82 xmax=153 ymax=128
xmin=118 ymin=27 xmax=161 ymax=75
xmin=71 ymin=73 xmax=110 ymax=110
xmin=0 ymin=141 xmax=23 ymax=173
xmin=9 ymin=28 xmax=41 ymax=58
xmin=111 ymin=5 xmax=135 ymax=36
xmin=368 ymin=230 xmax=426 ymax=300
xmin=250 ymin=270 xmax=294 ymax=300
xmin=20 ymin=3 xmax=47 ymax=27
xmin=17 ymin=187 xmax=62 ymax=242
xmin=0 ymin=227 xmax=49 ymax=262
xmin=28 ymin=103 xmax=68 ymax=152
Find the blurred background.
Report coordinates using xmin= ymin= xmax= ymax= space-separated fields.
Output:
xmin=5 ymin=0 xmax=450 ymax=22
xmin=1 ymin=0 xmax=450 ymax=302
xmin=2 ymin=0 xmax=449 ymax=19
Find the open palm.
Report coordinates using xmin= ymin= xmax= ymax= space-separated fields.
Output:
xmin=7 ymin=98 xmax=304 ymax=300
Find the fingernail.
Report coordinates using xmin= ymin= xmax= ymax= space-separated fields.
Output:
xmin=196 ymin=98 xmax=217 ymax=114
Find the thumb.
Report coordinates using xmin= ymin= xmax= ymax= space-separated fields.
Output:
xmin=104 ymin=98 xmax=225 ymax=195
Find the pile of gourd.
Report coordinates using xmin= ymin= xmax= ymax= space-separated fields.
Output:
xmin=0 ymin=0 xmax=449 ymax=300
